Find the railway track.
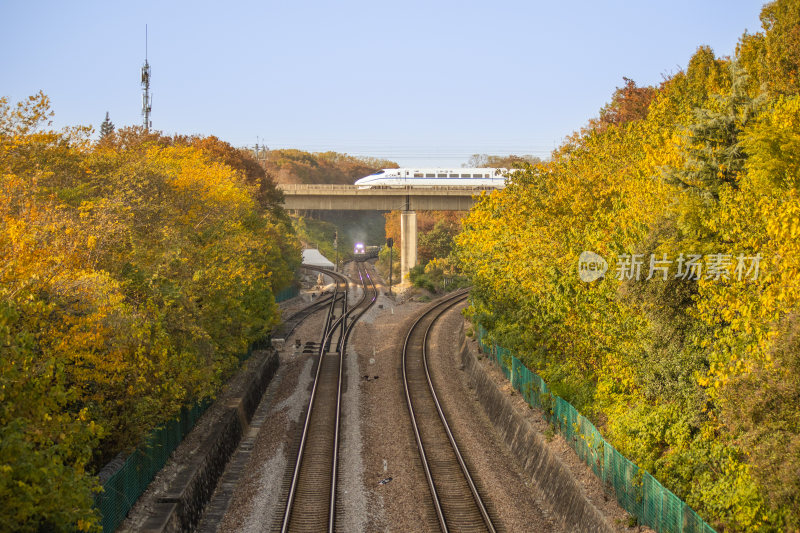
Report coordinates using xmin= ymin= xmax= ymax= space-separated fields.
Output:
xmin=402 ymin=290 xmax=499 ymax=533
xmin=275 ymin=269 xmax=335 ymax=339
xmin=194 ymin=265 xmax=354 ymax=532
xmin=278 ymin=261 xmax=378 ymax=533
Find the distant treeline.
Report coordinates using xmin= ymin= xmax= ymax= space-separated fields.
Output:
xmin=465 ymin=153 xmax=542 ymax=168
xmin=261 ymin=148 xmax=398 ymax=185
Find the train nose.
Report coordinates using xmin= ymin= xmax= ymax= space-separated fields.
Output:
xmin=354 ymin=176 xmax=373 ymax=189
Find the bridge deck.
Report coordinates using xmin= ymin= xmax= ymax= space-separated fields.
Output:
xmin=278 ymin=184 xmax=498 ymax=211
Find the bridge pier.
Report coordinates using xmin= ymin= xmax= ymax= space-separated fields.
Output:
xmin=400 ymin=210 xmax=417 ymax=282
xmin=276 ymin=184 xmax=498 ymax=283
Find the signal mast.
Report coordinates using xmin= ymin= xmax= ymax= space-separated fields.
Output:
xmin=141 ymin=25 xmax=152 ymax=131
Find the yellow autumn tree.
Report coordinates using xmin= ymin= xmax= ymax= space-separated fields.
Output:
xmin=457 ymin=2 xmax=800 ymax=528
xmin=0 ymin=94 xmax=300 ymax=531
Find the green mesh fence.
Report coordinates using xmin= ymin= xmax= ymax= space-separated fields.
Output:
xmin=94 ymin=329 xmax=271 ymax=531
xmin=95 ymin=399 xmax=211 ymax=532
xmin=475 ymin=324 xmax=716 ymax=533
xmin=275 ymin=284 xmax=299 ymax=303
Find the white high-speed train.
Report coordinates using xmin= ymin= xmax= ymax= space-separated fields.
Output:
xmin=354 ymin=168 xmax=508 ymax=188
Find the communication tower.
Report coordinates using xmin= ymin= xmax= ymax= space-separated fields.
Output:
xmin=141 ymin=25 xmax=152 ymax=131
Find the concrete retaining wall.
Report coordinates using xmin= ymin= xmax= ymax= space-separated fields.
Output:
xmin=140 ymin=350 xmax=279 ymax=533
xmin=459 ymin=333 xmax=615 ymax=533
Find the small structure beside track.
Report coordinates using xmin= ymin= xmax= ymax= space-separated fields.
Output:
xmin=302 ymin=248 xmax=335 ymax=270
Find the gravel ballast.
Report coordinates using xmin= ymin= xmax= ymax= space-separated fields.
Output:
xmin=120 ymin=262 xmax=652 ymax=532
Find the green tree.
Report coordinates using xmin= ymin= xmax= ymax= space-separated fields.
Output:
xmin=99 ymin=112 xmax=114 ymax=139
xmin=664 ymin=62 xmax=762 ymax=200
xmin=417 ymin=219 xmax=457 ymax=265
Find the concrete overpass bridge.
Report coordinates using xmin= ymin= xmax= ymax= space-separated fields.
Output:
xmin=278 ymin=184 xmax=494 ymax=280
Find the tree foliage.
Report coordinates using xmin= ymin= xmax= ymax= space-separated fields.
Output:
xmin=457 ymin=2 xmax=800 ymax=529
xmin=465 ymin=153 xmax=541 ymax=168
xmin=379 ymin=210 xmax=466 ymax=289
xmin=99 ymin=112 xmax=114 ymax=140
xmin=0 ymin=95 xmax=300 ymax=531
xmin=264 ymin=148 xmax=398 ymax=185
xmin=597 ymin=77 xmax=658 ymax=127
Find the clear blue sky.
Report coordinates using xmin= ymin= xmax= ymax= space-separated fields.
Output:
xmin=2 ymin=1 xmax=764 ymax=167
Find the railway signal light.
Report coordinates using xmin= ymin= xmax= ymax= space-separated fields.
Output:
xmin=387 ymin=238 xmax=393 ymax=248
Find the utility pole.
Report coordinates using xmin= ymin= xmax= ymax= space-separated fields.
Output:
xmin=334 ymin=231 xmax=339 ymax=272
xmin=141 ymin=25 xmax=152 ymax=131
xmin=387 ymin=237 xmax=394 ymax=295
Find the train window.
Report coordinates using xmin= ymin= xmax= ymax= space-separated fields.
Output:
xmin=437 ymin=173 xmax=447 ymax=177
xmin=449 ymin=174 xmax=458 ymax=178
xmin=461 ymin=174 xmax=471 ymax=178
xmin=414 ymin=173 xmax=423 ymax=177
xmin=374 ymin=170 xmax=385 ymax=175
xmin=426 ymin=173 xmax=435 ymax=177
xmin=472 ymin=174 xmax=482 ymax=178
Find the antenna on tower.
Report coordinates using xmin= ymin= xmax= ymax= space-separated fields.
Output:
xmin=141 ymin=24 xmax=152 ymax=131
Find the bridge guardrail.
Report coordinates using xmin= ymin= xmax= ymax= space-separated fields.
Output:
xmin=277 ymin=184 xmax=496 ymax=192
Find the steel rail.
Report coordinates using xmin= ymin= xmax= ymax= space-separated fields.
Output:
xmin=328 ymin=261 xmax=378 ymax=531
xmin=402 ymin=289 xmax=497 ymax=532
xmin=422 ymin=296 xmax=497 ymax=533
xmin=276 ymin=267 xmax=336 ymax=340
xmin=191 ymin=267 xmax=343 ymax=533
xmin=280 ymin=268 xmax=349 ymax=533
xmin=280 ymin=262 xmax=377 ymax=533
